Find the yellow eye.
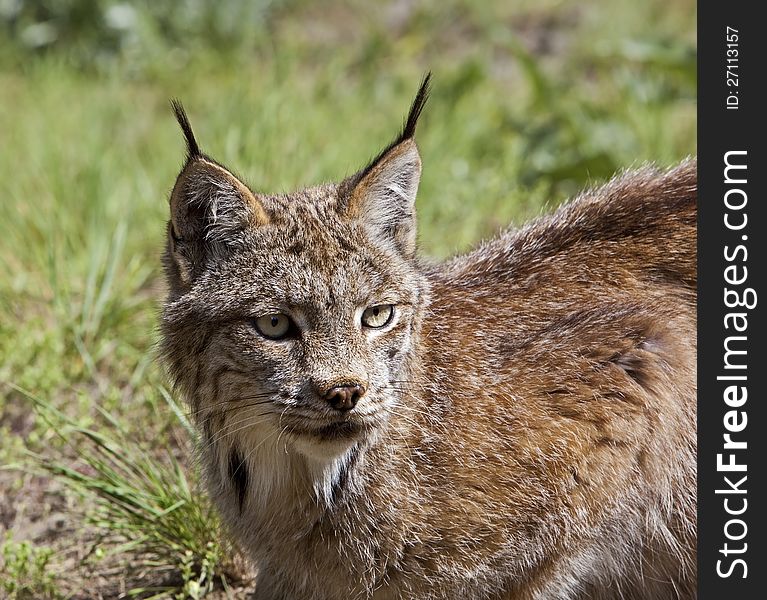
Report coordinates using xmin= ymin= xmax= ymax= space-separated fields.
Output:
xmin=253 ymin=313 xmax=292 ymax=339
xmin=361 ymin=304 xmax=394 ymax=329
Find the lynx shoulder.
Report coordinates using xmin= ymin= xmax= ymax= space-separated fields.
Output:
xmin=160 ymin=75 xmax=697 ymax=600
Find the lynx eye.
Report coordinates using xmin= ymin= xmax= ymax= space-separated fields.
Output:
xmin=361 ymin=304 xmax=394 ymax=329
xmin=253 ymin=313 xmax=292 ymax=340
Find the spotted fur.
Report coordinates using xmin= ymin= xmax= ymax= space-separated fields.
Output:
xmin=160 ymin=78 xmax=696 ymax=599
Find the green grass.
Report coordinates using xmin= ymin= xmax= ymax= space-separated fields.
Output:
xmin=14 ymin=384 xmax=245 ymax=598
xmin=1 ymin=0 xmax=695 ymax=597
xmin=1 ymin=536 xmax=60 ymax=600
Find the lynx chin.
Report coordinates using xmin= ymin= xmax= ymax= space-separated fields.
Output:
xmin=160 ymin=74 xmax=697 ymax=600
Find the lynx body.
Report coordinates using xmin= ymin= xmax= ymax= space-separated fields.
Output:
xmin=160 ymin=77 xmax=696 ymax=599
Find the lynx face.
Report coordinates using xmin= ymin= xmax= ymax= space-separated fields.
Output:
xmin=169 ymin=195 xmax=427 ymax=460
xmin=161 ymin=80 xmax=431 ymax=464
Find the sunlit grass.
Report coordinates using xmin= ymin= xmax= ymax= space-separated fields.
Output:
xmin=11 ymin=383 xmax=249 ymax=598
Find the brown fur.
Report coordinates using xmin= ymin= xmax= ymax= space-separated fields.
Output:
xmin=160 ymin=78 xmax=696 ymax=600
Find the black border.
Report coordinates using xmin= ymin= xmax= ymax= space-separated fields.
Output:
xmin=698 ymin=2 xmax=766 ymax=596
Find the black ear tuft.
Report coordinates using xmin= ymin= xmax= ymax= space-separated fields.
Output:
xmin=401 ymin=72 xmax=432 ymax=141
xmin=349 ymin=73 xmax=431 ymax=185
xmin=171 ymin=99 xmax=201 ymax=159
xmin=338 ymin=75 xmax=431 ymax=257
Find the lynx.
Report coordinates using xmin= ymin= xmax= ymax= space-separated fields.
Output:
xmin=160 ymin=75 xmax=697 ymax=600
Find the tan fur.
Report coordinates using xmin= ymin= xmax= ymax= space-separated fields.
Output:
xmin=160 ymin=86 xmax=696 ymax=599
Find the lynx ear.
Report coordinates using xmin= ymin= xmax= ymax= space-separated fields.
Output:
xmin=167 ymin=101 xmax=268 ymax=285
xmin=341 ymin=74 xmax=430 ymax=257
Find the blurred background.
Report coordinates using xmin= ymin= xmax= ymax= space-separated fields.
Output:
xmin=0 ymin=0 xmax=695 ymax=597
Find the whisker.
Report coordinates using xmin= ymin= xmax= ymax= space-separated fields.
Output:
xmin=380 ymin=383 xmax=429 ymax=395
xmin=183 ymin=393 xmax=278 ymax=417
xmin=200 ymin=413 xmax=275 ymax=452
xmin=276 ymin=405 xmax=292 ymax=449
xmin=385 ymin=401 xmax=432 ymax=419
xmin=209 ymin=399 xmax=283 ymax=415
xmin=188 ymin=398 xmax=286 ymax=422
xmin=383 ymin=409 xmax=422 ymax=430
xmin=386 ymin=379 xmax=430 ymax=388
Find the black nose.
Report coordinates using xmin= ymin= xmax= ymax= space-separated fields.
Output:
xmin=324 ymin=384 xmax=365 ymax=411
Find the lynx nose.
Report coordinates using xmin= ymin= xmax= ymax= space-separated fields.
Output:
xmin=323 ymin=384 xmax=366 ymax=411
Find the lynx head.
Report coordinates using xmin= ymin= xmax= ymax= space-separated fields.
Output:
xmin=161 ymin=76 xmax=431 ymax=470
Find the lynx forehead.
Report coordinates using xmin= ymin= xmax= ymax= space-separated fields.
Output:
xmin=160 ymin=75 xmax=697 ymax=600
